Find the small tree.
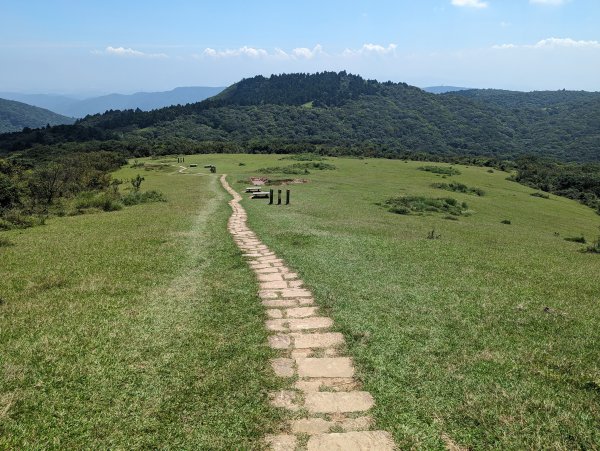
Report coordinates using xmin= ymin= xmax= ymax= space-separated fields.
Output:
xmin=131 ymin=174 xmax=144 ymax=192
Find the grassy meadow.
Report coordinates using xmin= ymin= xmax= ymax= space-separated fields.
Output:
xmin=217 ymin=154 xmax=598 ymax=450
xmin=1 ymin=153 xmax=599 ymax=449
xmin=0 ymin=163 xmax=284 ymax=448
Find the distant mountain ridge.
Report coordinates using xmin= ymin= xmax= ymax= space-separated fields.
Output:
xmin=0 ymin=86 xmax=225 ymax=118
xmin=0 ymin=98 xmax=75 ymax=133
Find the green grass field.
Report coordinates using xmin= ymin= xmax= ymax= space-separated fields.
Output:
xmin=0 ymin=165 xmax=284 ymax=448
xmin=1 ymin=154 xmax=599 ymax=449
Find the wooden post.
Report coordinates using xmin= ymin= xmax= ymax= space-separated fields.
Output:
xmin=269 ymin=189 xmax=274 ymax=204
xmin=277 ymin=190 xmax=282 ymax=205
xmin=286 ymin=190 xmax=290 ymax=205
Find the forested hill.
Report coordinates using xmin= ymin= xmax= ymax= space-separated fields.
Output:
xmin=0 ymin=98 xmax=75 ymax=133
xmin=1 ymin=72 xmax=599 ymax=162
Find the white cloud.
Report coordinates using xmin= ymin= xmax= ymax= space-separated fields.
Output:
xmin=92 ymin=46 xmax=168 ymax=58
xmin=99 ymin=46 xmax=167 ymax=58
xmin=493 ymin=37 xmax=600 ymax=50
xmin=530 ymin=0 xmax=568 ymax=5
xmin=451 ymin=0 xmax=488 ymax=8
xmin=202 ymin=46 xmax=269 ymax=58
xmin=342 ymin=43 xmax=397 ymax=57
xmin=291 ymin=44 xmax=325 ymax=59
xmin=200 ymin=44 xmax=325 ymax=60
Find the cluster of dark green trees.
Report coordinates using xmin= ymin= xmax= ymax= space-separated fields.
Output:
xmin=1 ymin=71 xmax=599 ymax=216
xmin=2 ymin=71 xmax=599 ymax=163
xmin=512 ymin=156 xmax=600 ymax=213
xmin=0 ymin=152 xmax=127 ymax=229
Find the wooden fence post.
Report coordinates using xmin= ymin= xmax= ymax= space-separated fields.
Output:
xmin=286 ymin=190 xmax=290 ymax=205
xmin=277 ymin=190 xmax=282 ymax=205
xmin=269 ymin=189 xmax=274 ymax=205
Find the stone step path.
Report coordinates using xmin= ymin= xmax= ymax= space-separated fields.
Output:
xmin=220 ymin=175 xmax=395 ymax=451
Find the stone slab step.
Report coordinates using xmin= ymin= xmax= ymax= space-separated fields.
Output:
xmin=291 ymin=416 xmax=373 ymax=434
xmin=304 ymin=391 xmax=374 ymax=413
xmin=307 ymin=431 xmax=395 ymax=451
xmin=291 ymin=332 xmax=345 ymax=349
xmin=297 ymin=357 xmax=354 ymax=378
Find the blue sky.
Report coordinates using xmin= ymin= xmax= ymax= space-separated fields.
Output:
xmin=1 ymin=0 xmax=599 ymax=94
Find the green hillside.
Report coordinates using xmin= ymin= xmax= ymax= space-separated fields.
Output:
xmin=1 ymin=154 xmax=598 ymax=448
xmin=1 ymin=72 xmax=599 ymax=162
xmin=0 ymin=98 xmax=75 ymax=133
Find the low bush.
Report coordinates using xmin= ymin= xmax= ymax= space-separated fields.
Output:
xmin=382 ymin=196 xmax=467 ymax=216
xmin=585 ymin=238 xmax=600 ymax=253
xmin=564 ymin=236 xmax=586 ymax=244
xmin=258 ymin=162 xmax=336 ymax=175
xmin=431 ymin=182 xmax=485 ymax=196
xmin=0 ymin=210 xmax=42 ymax=230
xmin=419 ymin=165 xmax=461 ymax=176
xmin=530 ymin=192 xmax=550 ymax=199
xmin=501 ymin=219 xmax=512 ymax=225
xmin=0 ymin=236 xmax=13 ymax=247
xmin=122 ymin=190 xmax=167 ymax=206
xmin=75 ymin=192 xmax=123 ymax=212
xmin=280 ymin=153 xmax=327 ymax=161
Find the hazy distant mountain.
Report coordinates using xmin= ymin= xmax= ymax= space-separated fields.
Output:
xmin=0 ymin=98 xmax=75 ymax=133
xmin=0 ymin=87 xmax=225 ymax=118
xmin=0 ymin=93 xmax=80 ymax=116
xmin=423 ymin=86 xmax=471 ymax=94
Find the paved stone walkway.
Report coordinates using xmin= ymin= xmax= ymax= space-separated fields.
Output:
xmin=221 ymin=175 xmax=395 ymax=451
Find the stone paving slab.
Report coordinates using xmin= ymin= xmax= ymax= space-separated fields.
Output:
xmin=271 ymin=358 xmax=295 ymax=377
xmin=291 ymin=332 xmax=345 ymax=349
xmin=285 ymin=306 xmax=318 ymax=318
xmin=296 ymin=357 xmax=355 ymax=378
xmin=287 ymin=317 xmax=333 ymax=331
xmin=307 ymin=431 xmax=395 ymax=451
xmin=268 ymin=334 xmax=292 ymax=349
xmin=265 ymin=434 xmax=297 ymax=451
xmin=304 ymin=392 xmax=375 ymax=413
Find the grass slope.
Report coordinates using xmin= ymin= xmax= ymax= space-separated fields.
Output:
xmin=189 ymin=154 xmax=598 ymax=450
xmin=0 ymin=166 xmax=283 ymax=448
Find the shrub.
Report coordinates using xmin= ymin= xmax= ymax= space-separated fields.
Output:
xmin=431 ymin=182 xmax=485 ymax=196
xmin=501 ymin=219 xmax=511 ymax=224
xmin=75 ymin=192 xmax=123 ymax=212
xmin=585 ymin=238 xmax=600 ymax=253
xmin=121 ymin=190 xmax=167 ymax=206
xmin=531 ymin=192 xmax=550 ymax=199
xmin=280 ymin=153 xmax=327 ymax=161
xmin=564 ymin=236 xmax=586 ymax=244
xmin=419 ymin=166 xmax=461 ymax=176
xmin=427 ymin=229 xmax=441 ymax=239
xmin=257 ymin=162 xmax=336 ymax=175
xmin=0 ymin=236 xmax=13 ymax=247
xmin=382 ymin=196 xmax=467 ymax=216
xmin=0 ymin=210 xmax=40 ymax=230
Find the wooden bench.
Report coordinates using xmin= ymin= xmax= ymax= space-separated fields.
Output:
xmin=251 ymin=191 xmax=270 ymax=199
xmin=245 ymin=187 xmax=262 ymax=193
